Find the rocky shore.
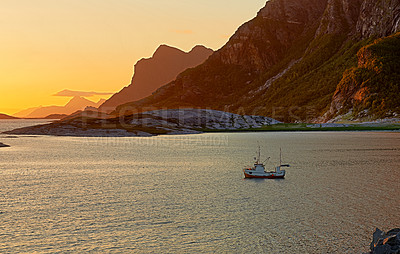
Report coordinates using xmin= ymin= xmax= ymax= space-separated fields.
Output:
xmin=366 ymin=228 xmax=400 ymax=254
xmin=0 ymin=142 xmax=10 ymax=148
xmin=3 ymin=109 xmax=280 ymax=137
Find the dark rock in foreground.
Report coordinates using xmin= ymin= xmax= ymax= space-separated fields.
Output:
xmin=366 ymin=228 xmax=400 ymax=254
xmin=0 ymin=142 xmax=10 ymax=148
xmin=3 ymin=109 xmax=280 ymax=137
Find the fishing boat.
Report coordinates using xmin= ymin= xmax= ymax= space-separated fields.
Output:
xmin=243 ymin=147 xmax=290 ymax=179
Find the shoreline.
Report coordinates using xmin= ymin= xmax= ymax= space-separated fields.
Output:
xmin=2 ymin=110 xmax=399 ymax=137
xmin=200 ymin=122 xmax=400 ymax=133
xmin=2 ymin=124 xmax=400 ymax=138
xmin=0 ymin=142 xmax=10 ymax=147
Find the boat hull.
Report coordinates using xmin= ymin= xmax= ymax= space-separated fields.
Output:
xmin=243 ymin=172 xmax=285 ymax=179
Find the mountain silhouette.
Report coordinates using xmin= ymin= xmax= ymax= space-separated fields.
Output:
xmin=13 ymin=107 xmax=38 ymax=118
xmin=15 ymin=96 xmax=105 ymax=118
xmin=99 ymin=45 xmax=213 ymax=112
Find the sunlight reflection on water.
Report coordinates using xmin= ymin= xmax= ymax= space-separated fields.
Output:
xmin=0 ymin=121 xmax=399 ymax=253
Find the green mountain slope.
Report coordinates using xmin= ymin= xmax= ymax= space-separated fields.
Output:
xmin=327 ymin=32 xmax=400 ymax=120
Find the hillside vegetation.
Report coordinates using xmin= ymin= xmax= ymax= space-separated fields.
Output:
xmin=330 ymin=32 xmax=400 ymax=119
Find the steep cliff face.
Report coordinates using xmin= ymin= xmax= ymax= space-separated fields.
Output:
xmin=100 ymin=45 xmax=213 ymax=112
xmin=324 ymin=0 xmax=400 ymax=120
xmin=326 ymin=32 xmax=400 ymax=120
xmin=116 ymin=0 xmax=328 ymax=117
xmin=316 ymin=0 xmax=362 ymax=36
xmin=214 ymin=0 xmax=327 ymax=72
xmin=114 ymin=0 xmax=400 ymax=122
xmin=356 ymin=0 xmax=400 ymax=38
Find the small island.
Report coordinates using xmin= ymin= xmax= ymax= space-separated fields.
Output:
xmin=0 ymin=142 xmax=10 ymax=148
xmin=3 ymin=108 xmax=400 ymax=137
xmin=3 ymin=109 xmax=280 ymax=137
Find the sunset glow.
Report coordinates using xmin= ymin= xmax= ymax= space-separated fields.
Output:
xmin=1 ymin=0 xmax=266 ymax=115
xmin=2 ymin=1 xmax=400 ymax=252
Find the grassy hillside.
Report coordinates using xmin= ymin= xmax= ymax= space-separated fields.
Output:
xmin=342 ymin=32 xmax=400 ymax=118
xmin=234 ymin=34 xmax=373 ymax=122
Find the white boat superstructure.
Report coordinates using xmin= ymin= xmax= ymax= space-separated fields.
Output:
xmin=243 ymin=147 xmax=290 ymax=179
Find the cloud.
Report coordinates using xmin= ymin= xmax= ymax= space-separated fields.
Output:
xmin=53 ymin=89 xmax=113 ymax=97
xmin=172 ymin=29 xmax=194 ymax=35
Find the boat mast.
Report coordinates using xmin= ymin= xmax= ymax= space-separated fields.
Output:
xmin=258 ymin=144 xmax=261 ymax=164
xmin=280 ymin=148 xmax=282 ymax=166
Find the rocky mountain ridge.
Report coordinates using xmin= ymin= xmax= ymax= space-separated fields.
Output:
xmin=99 ymin=45 xmax=213 ymax=112
xmin=113 ymin=0 xmax=400 ymax=123
xmin=357 ymin=0 xmax=400 ymax=38
xmin=15 ymin=96 xmax=105 ymax=119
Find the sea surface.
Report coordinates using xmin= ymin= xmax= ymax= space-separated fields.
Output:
xmin=0 ymin=120 xmax=399 ymax=253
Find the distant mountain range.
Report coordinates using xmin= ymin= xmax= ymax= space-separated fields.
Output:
xmin=111 ymin=0 xmax=400 ymax=122
xmin=14 ymin=96 xmax=106 ymax=118
xmin=99 ymin=45 xmax=213 ymax=112
xmin=0 ymin=113 xmax=19 ymax=119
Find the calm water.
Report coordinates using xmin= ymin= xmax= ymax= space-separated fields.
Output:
xmin=0 ymin=120 xmax=399 ymax=253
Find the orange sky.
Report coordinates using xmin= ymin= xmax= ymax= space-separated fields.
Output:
xmin=0 ymin=0 xmax=266 ymax=115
